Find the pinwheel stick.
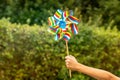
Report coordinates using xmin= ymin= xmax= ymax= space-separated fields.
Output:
xmin=66 ymin=41 xmax=72 ymax=78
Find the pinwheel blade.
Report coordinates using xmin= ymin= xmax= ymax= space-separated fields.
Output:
xmin=48 ymin=26 xmax=59 ymax=34
xmin=55 ymin=34 xmax=61 ymax=41
xmin=48 ymin=27 xmax=56 ymax=34
xmin=54 ymin=9 xmax=63 ymax=21
xmin=70 ymin=24 xmax=78 ymax=34
xmin=69 ymin=10 xmax=73 ymax=16
xmin=62 ymin=10 xmax=73 ymax=20
xmin=68 ymin=16 xmax=80 ymax=24
xmin=62 ymin=11 xmax=69 ymax=20
xmin=56 ymin=28 xmax=62 ymax=34
xmin=48 ymin=17 xmax=56 ymax=26
xmin=63 ymin=32 xmax=71 ymax=41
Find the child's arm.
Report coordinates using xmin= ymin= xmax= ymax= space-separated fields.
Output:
xmin=65 ymin=55 xmax=120 ymax=80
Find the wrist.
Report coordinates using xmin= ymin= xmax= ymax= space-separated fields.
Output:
xmin=75 ymin=63 xmax=86 ymax=72
xmin=74 ymin=63 xmax=82 ymax=71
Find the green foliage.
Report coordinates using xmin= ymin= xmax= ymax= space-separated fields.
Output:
xmin=0 ymin=18 xmax=120 ymax=80
xmin=0 ymin=0 xmax=56 ymax=25
xmin=0 ymin=0 xmax=120 ymax=29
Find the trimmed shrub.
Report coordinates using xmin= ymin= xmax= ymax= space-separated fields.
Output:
xmin=0 ymin=18 xmax=120 ymax=80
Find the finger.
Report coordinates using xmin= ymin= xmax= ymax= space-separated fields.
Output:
xmin=65 ymin=61 xmax=69 ymax=67
xmin=66 ymin=63 xmax=70 ymax=69
xmin=70 ymin=55 xmax=76 ymax=60
xmin=66 ymin=55 xmax=74 ymax=61
xmin=65 ymin=59 xmax=70 ymax=62
xmin=65 ymin=60 xmax=67 ymax=63
xmin=65 ymin=61 xmax=69 ymax=66
xmin=65 ymin=56 xmax=68 ymax=59
xmin=69 ymin=55 xmax=73 ymax=57
xmin=66 ymin=63 xmax=69 ymax=68
xmin=65 ymin=55 xmax=71 ymax=59
xmin=66 ymin=62 xmax=69 ymax=65
xmin=69 ymin=55 xmax=74 ymax=58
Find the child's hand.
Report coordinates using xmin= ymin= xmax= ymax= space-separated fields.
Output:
xmin=65 ymin=55 xmax=79 ymax=71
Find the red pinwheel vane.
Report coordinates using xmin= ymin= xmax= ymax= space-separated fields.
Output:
xmin=48 ymin=9 xmax=80 ymax=78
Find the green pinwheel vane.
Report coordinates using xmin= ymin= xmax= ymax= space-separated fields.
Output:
xmin=48 ymin=9 xmax=80 ymax=78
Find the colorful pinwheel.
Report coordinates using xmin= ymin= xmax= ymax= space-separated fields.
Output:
xmin=48 ymin=9 xmax=80 ymax=78
xmin=48 ymin=9 xmax=80 ymax=41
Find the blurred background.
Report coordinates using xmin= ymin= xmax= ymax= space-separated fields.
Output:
xmin=0 ymin=0 xmax=120 ymax=80
xmin=0 ymin=0 xmax=120 ymax=29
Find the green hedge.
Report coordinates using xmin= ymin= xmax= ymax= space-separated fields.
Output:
xmin=0 ymin=18 xmax=120 ymax=80
xmin=0 ymin=0 xmax=120 ymax=29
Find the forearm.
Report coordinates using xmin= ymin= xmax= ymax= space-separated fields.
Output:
xmin=76 ymin=63 xmax=119 ymax=80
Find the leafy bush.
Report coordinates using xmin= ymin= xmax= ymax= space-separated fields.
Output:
xmin=0 ymin=0 xmax=120 ymax=30
xmin=0 ymin=18 xmax=120 ymax=80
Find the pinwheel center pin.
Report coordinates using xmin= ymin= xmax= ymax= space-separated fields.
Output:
xmin=59 ymin=21 xmax=66 ymax=29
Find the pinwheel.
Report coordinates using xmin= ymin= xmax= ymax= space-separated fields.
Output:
xmin=48 ymin=9 xmax=80 ymax=41
xmin=48 ymin=9 xmax=80 ymax=78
